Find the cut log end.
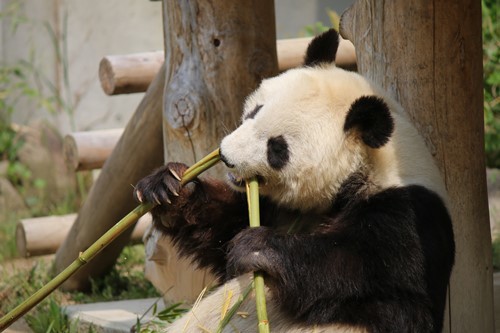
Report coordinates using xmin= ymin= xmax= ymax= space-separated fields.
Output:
xmin=99 ymin=52 xmax=165 ymax=95
xmin=98 ymin=57 xmax=116 ymax=96
xmin=63 ymin=129 xmax=124 ymax=171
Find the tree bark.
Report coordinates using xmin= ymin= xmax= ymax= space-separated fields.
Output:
xmin=145 ymin=0 xmax=279 ymax=302
xmin=161 ymin=1 xmax=278 ymax=168
xmin=54 ymin=64 xmax=166 ymax=290
xmin=340 ymin=1 xmax=493 ymax=332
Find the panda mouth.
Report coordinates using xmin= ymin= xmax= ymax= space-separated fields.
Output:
xmin=228 ymin=173 xmax=245 ymax=188
xmin=227 ymin=172 xmax=265 ymax=189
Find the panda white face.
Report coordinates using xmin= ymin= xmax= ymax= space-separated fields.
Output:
xmin=220 ymin=66 xmax=379 ymax=212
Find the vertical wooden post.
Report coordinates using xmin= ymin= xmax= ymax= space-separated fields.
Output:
xmin=161 ymin=1 xmax=278 ymax=166
xmin=341 ymin=1 xmax=493 ymax=332
xmin=150 ymin=0 xmax=278 ymax=301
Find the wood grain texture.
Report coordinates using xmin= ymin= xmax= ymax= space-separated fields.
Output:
xmin=16 ymin=213 xmax=150 ymax=257
xmin=63 ymin=129 xmax=123 ymax=171
xmin=54 ymin=64 xmax=166 ymax=290
xmin=99 ymin=51 xmax=164 ymax=95
xmin=162 ymin=0 xmax=278 ymax=168
xmin=145 ymin=0 xmax=279 ymax=302
xmin=341 ymin=1 xmax=493 ymax=332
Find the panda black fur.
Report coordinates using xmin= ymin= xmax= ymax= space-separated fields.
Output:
xmin=135 ymin=29 xmax=455 ymax=333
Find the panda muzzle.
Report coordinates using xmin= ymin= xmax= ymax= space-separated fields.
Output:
xmin=219 ymin=151 xmax=235 ymax=169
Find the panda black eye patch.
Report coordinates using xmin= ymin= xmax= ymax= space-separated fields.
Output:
xmin=244 ymin=104 xmax=263 ymax=120
xmin=267 ymin=135 xmax=289 ymax=170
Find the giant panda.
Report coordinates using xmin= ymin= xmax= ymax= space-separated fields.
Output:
xmin=135 ymin=29 xmax=455 ymax=333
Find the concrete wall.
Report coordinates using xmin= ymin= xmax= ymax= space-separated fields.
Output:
xmin=276 ymin=0 xmax=353 ymax=38
xmin=2 ymin=0 xmax=352 ymax=134
xmin=2 ymin=0 xmax=164 ymax=134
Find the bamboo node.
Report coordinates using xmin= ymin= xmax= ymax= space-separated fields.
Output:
xmin=78 ymin=252 xmax=88 ymax=264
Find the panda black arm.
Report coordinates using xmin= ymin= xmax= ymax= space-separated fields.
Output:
xmin=227 ymin=185 xmax=454 ymax=332
xmin=135 ymin=163 xmax=250 ymax=280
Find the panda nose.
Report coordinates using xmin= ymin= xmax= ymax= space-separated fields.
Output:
xmin=219 ymin=151 xmax=235 ymax=168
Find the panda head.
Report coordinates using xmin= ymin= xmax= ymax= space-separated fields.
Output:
xmin=219 ymin=29 xmax=397 ymax=212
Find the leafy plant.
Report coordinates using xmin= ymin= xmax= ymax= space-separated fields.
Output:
xmin=492 ymin=238 xmax=500 ymax=270
xmin=301 ymin=9 xmax=340 ymax=37
xmin=0 ymin=215 xmax=18 ymax=261
xmin=0 ymin=1 xmax=88 ymax=262
xmin=482 ymin=0 xmax=500 ymax=168
xmin=25 ymin=298 xmax=78 ymax=333
xmin=0 ymin=0 xmax=80 ymax=191
xmin=133 ymin=302 xmax=189 ymax=333
xmin=1 ymin=245 xmax=160 ymax=331
xmin=71 ymin=245 xmax=160 ymax=304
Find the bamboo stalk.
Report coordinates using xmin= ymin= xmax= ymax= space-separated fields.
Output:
xmin=0 ymin=149 xmax=221 ymax=331
xmin=180 ymin=148 xmax=220 ymax=186
xmin=246 ymin=177 xmax=270 ymax=333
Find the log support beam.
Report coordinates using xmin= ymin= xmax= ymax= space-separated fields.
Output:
xmin=99 ymin=38 xmax=356 ymax=95
xmin=54 ymin=64 xmax=166 ymax=291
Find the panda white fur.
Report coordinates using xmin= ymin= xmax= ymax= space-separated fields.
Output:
xmin=135 ymin=29 xmax=455 ymax=333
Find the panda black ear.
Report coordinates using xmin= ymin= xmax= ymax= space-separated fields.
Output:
xmin=304 ymin=28 xmax=339 ymax=67
xmin=344 ymin=96 xmax=394 ymax=149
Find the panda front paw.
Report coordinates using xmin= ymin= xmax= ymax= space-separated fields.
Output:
xmin=134 ymin=162 xmax=192 ymax=208
xmin=227 ymin=227 xmax=284 ymax=280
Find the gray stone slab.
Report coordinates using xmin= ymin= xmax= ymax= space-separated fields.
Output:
xmin=64 ymin=298 xmax=164 ymax=333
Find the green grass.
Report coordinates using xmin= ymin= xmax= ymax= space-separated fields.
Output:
xmin=482 ymin=0 xmax=500 ymax=168
xmin=71 ymin=245 xmax=160 ymax=304
xmin=0 ymin=244 xmax=160 ymax=332
xmin=0 ymin=213 xmax=20 ymax=262
xmin=492 ymin=238 xmax=500 ymax=271
xmin=25 ymin=298 xmax=79 ymax=333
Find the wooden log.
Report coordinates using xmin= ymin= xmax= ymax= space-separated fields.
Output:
xmin=54 ymin=63 xmax=166 ymax=291
xmin=277 ymin=37 xmax=356 ymax=71
xmin=142 ymin=0 xmax=280 ymax=303
xmin=99 ymin=51 xmax=164 ymax=95
xmin=16 ymin=214 xmax=151 ymax=257
xmin=99 ymin=38 xmax=356 ymax=95
xmin=341 ymin=1 xmax=493 ymax=332
xmin=63 ymin=129 xmax=123 ymax=171
xmin=17 ymin=214 xmax=75 ymax=258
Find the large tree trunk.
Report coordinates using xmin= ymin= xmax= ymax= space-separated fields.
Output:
xmin=341 ymin=1 xmax=493 ymax=332
xmin=54 ymin=64 xmax=166 ymax=290
xmin=161 ymin=1 xmax=278 ymax=167
xmin=144 ymin=0 xmax=279 ymax=302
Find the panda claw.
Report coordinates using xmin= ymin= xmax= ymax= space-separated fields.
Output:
xmin=166 ymin=181 xmax=180 ymax=197
xmin=169 ymin=168 xmax=182 ymax=182
xmin=135 ymin=190 xmax=144 ymax=203
xmin=152 ymin=193 xmax=162 ymax=206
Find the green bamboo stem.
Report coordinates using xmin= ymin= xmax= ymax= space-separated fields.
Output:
xmin=246 ymin=177 xmax=270 ymax=333
xmin=181 ymin=148 xmax=221 ymax=186
xmin=0 ymin=149 xmax=221 ymax=331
